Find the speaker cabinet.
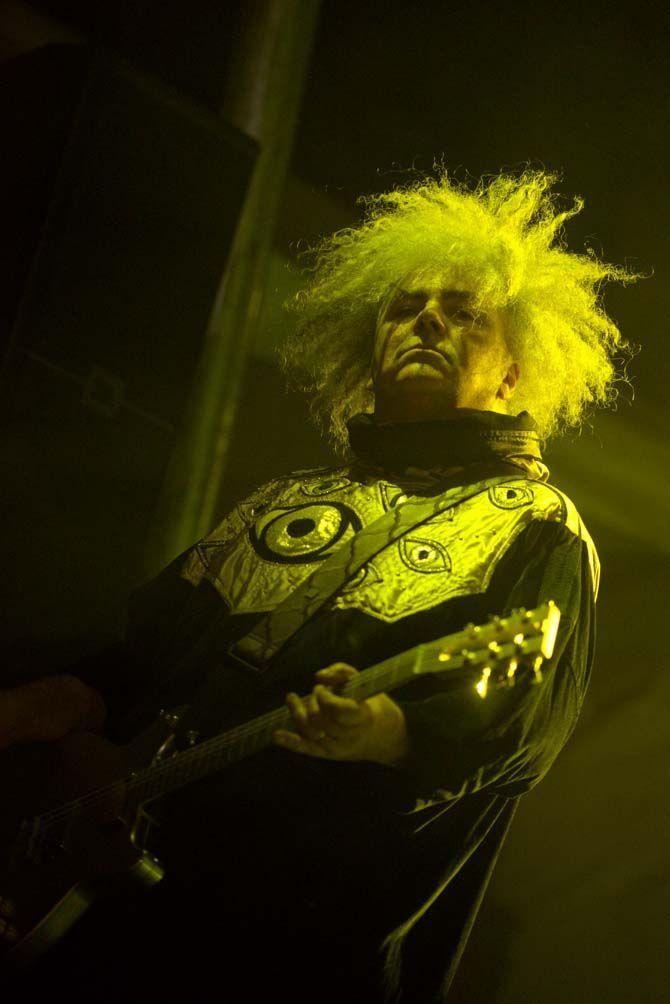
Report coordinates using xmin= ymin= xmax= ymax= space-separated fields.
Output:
xmin=0 ymin=43 xmax=258 ymax=674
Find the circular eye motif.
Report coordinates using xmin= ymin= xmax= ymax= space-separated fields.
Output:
xmin=488 ymin=484 xmax=535 ymax=510
xmin=249 ymin=502 xmax=362 ymax=564
xmin=399 ymin=536 xmax=451 ymax=574
xmin=301 ymin=478 xmax=351 ymax=497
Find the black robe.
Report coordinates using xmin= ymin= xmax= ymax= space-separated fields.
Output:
xmin=20 ymin=410 xmax=597 ymax=1003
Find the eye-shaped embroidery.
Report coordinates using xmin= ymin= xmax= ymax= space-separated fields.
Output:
xmin=300 ymin=478 xmax=351 ymax=497
xmin=399 ymin=536 xmax=452 ymax=574
xmin=249 ymin=502 xmax=362 ymax=564
xmin=488 ymin=484 xmax=535 ymax=510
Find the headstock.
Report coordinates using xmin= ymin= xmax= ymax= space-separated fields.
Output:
xmin=420 ymin=601 xmax=561 ymax=698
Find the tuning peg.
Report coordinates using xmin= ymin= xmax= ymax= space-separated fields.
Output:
xmin=475 ymin=667 xmax=492 ymax=699
xmin=505 ymin=657 xmax=519 ymax=683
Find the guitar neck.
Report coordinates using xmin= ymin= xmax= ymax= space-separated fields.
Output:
xmin=34 ymin=602 xmax=557 ymax=837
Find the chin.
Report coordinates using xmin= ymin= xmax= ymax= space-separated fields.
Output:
xmin=388 ymin=373 xmax=452 ymax=392
xmin=376 ymin=390 xmax=460 ymax=423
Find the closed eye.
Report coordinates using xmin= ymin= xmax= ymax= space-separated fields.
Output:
xmin=391 ymin=300 xmax=418 ymax=315
xmin=388 ymin=300 xmax=486 ymax=325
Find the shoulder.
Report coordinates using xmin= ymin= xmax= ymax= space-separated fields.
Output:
xmin=200 ymin=464 xmax=352 ymax=538
xmin=487 ymin=478 xmax=600 ymax=600
xmin=237 ymin=464 xmax=352 ymax=507
xmin=178 ymin=463 xmax=352 ymax=588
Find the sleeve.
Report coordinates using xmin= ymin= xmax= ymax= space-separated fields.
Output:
xmin=64 ymin=544 xmax=225 ymax=734
xmin=392 ymin=517 xmax=597 ymax=800
xmin=70 ymin=472 xmax=288 ymax=736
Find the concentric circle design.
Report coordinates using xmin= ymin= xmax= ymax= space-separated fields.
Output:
xmin=249 ymin=502 xmax=362 ymax=564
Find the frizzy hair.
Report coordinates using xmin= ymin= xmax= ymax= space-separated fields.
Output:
xmin=277 ymin=165 xmax=647 ymax=455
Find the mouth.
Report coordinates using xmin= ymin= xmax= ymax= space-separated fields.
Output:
xmin=398 ymin=347 xmax=452 ymax=366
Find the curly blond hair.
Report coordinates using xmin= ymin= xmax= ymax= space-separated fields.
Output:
xmin=278 ymin=165 xmax=647 ymax=455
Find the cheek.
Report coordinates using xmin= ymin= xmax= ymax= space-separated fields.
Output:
xmin=374 ymin=323 xmax=399 ymax=366
xmin=463 ymin=331 xmax=500 ymax=365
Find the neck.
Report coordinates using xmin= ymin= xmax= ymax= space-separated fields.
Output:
xmin=373 ymin=395 xmax=508 ymax=425
xmin=346 ymin=409 xmax=546 ymax=477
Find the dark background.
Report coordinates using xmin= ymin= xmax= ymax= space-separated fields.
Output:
xmin=1 ymin=1 xmax=668 ymax=1001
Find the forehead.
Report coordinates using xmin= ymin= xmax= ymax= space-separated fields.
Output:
xmin=391 ymin=285 xmax=475 ymax=301
xmin=388 ymin=266 xmax=480 ymax=299
xmin=402 ymin=266 xmax=471 ymax=288
xmin=378 ymin=271 xmax=485 ymax=322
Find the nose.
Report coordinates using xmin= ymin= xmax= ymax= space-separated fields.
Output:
xmin=415 ymin=303 xmax=446 ymax=340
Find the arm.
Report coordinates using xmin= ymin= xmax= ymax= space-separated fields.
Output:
xmin=58 ymin=548 xmax=224 ymax=741
xmin=0 ymin=674 xmax=106 ymax=750
xmin=0 ymin=546 xmax=208 ymax=748
xmin=392 ymin=519 xmax=596 ymax=800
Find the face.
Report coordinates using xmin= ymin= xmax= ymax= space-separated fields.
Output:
xmin=371 ymin=271 xmax=520 ymax=423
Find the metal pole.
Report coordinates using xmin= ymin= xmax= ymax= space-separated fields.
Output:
xmin=142 ymin=0 xmax=321 ymax=577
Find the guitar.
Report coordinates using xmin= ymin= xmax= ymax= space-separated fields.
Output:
xmin=0 ymin=601 xmax=560 ymax=968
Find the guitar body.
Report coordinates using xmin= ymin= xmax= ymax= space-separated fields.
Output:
xmin=0 ymin=720 xmax=175 ymax=968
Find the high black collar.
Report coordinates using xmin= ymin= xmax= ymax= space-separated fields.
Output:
xmin=346 ymin=409 xmax=544 ymax=473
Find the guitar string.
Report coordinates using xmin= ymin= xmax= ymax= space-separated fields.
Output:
xmin=35 ymin=660 xmax=409 ymax=827
xmin=34 ymin=659 xmax=413 ymax=830
xmin=34 ymin=689 xmax=390 ymax=835
xmin=36 ymin=703 xmax=306 ymax=828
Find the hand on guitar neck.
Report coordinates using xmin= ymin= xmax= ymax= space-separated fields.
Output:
xmin=274 ymin=663 xmax=410 ymax=766
xmin=0 ymin=675 xmax=106 ymax=751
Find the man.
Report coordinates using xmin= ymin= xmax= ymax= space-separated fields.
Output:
xmin=1 ymin=167 xmax=642 ymax=1001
